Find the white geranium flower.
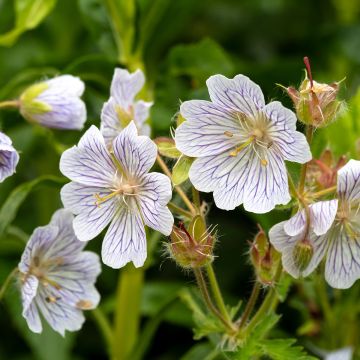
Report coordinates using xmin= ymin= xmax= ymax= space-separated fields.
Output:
xmin=60 ymin=121 xmax=173 ymax=268
xmin=0 ymin=131 xmax=19 ymax=182
xmin=100 ymin=68 xmax=152 ymax=147
xmin=19 ymin=75 xmax=86 ymax=130
xmin=175 ymin=74 xmax=312 ymax=213
xmin=18 ymin=209 xmax=101 ymax=336
xmin=270 ymin=159 xmax=360 ymax=289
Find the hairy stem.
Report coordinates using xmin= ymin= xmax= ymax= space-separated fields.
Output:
xmin=312 ymin=186 xmax=337 ymax=199
xmin=0 ymin=268 xmax=18 ymax=301
xmin=192 ymin=187 xmax=201 ymax=209
xmin=168 ymin=202 xmax=193 ymax=219
xmin=238 ymin=282 xmax=261 ymax=328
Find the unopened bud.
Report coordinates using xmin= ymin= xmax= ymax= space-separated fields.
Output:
xmin=292 ymin=238 xmax=313 ymax=271
xmin=155 ymin=137 xmax=182 ymax=159
xmin=168 ymin=216 xmax=215 ymax=268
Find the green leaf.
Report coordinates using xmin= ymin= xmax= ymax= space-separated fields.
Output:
xmin=168 ymin=38 xmax=234 ymax=83
xmin=181 ymin=342 xmax=219 ymax=360
xmin=155 ymin=137 xmax=182 ymax=159
xmin=0 ymin=175 xmax=66 ymax=237
xmin=0 ymin=0 xmax=57 ymax=47
xmin=172 ymin=155 xmax=194 ymax=185
xmin=275 ymin=273 xmax=293 ymax=302
xmin=260 ymin=339 xmax=317 ymax=360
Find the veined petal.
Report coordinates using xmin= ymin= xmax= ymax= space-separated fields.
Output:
xmin=176 ymin=100 xmax=241 ymax=157
xmin=100 ymin=98 xmax=122 ymax=147
xmin=60 ymin=126 xmax=116 ymax=187
xmin=110 ymin=68 xmax=144 ymax=108
xmin=0 ymin=143 xmax=19 ymax=182
xmin=264 ymin=101 xmax=297 ymax=131
xmin=138 ymin=173 xmax=173 ymax=235
xmin=102 ymin=206 xmax=146 ymax=268
xmin=134 ymin=100 xmax=152 ymax=126
xmin=45 ymin=75 xmax=85 ymax=97
xmin=325 ymin=226 xmax=360 ymax=289
xmin=269 ymin=222 xmax=327 ymax=278
xmin=206 ymin=74 xmax=265 ymax=116
xmin=337 ymin=159 xmax=360 ymax=201
xmin=23 ymin=302 xmax=42 ymax=333
xmin=21 ymin=275 xmax=39 ymax=314
xmin=113 ymin=121 xmax=157 ymax=178
xmin=243 ymin=149 xmax=290 ymax=213
xmin=61 ymin=182 xmax=117 ymax=241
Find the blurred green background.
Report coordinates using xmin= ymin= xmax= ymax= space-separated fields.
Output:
xmin=0 ymin=0 xmax=360 ymax=359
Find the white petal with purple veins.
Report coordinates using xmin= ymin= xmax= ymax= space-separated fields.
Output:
xmin=60 ymin=126 xmax=116 ymax=187
xmin=134 ymin=100 xmax=152 ymax=126
xmin=176 ymin=100 xmax=242 ymax=157
xmin=23 ymin=302 xmax=43 ymax=333
xmin=102 ymin=206 xmax=146 ymax=268
xmin=337 ymin=159 xmax=360 ymax=201
xmin=206 ymin=74 xmax=265 ymax=116
xmin=45 ymin=75 xmax=85 ymax=97
xmin=0 ymin=132 xmax=19 ymax=182
xmin=113 ymin=121 xmax=157 ymax=178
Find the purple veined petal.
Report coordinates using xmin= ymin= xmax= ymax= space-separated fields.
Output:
xmin=325 ymin=226 xmax=360 ymax=289
xmin=18 ymin=225 xmax=59 ymax=274
xmin=337 ymin=159 xmax=360 ymax=201
xmin=278 ymin=131 xmax=312 ymax=164
xmin=110 ymin=68 xmax=145 ymax=109
xmin=23 ymin=302 xmax=43 ymax=334
xmin=21 ymin=275 xmax=39 ymax=315
xmin=206 ymin=74 xmax=265 ymax=117
xmin=0 ymin=139 xmax=19 ymax=182
xmin=134 ymin=100 xmax=152 ymax=126
xmin=175 ymin=100 xmax=242 ymax=157
xmin=112 ymin=121 xmax=157 ymax=179
xmin=263 ymin=101 xmax=297 ymax=132
xmin=102 ymin=206 xmax=147 ymax=269
xmin=60 ymin=126 xmax=116 ymax=187
xmin=138 ymin=173 xmax=174 ymax=235
xmin=269 ymin=222 xmax=328 ymax=278
xmin=284 ymin=200 xmax=338 ymax=237
xmin=61 ymin=182 xmax=118 ymax=242
xmin=141 ymin=123 xmax=151 ymax=137
xmin=243 ymin=148 xmax=291 ymax=213
xmin=100 ymin=98 xmax=123 ymax=147
xmin=44 ymin=75 xmax=85 ymax=97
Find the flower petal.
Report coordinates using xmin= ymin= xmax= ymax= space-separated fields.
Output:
xmin=45 ymin=75 xmax=85 ymax=97
xmin=325 ymin=226 xmax=360 ymax=289
xmin=176 ymin=100 xmax=242 ymax=157
xmin=113 ymin=121 xmax=157 ymax=178
xmin=21 ymin=275 xmax=39 ymax=316
xmin=100 ymin=97 xmax=122 ymax=147
xmin=134 ymin=100 xmax=152 ymax=126
xmin=337 ymin=159 xmax=360 ymax=201
xmin=206 ymin=74 xmax=265 ymax=116
xmin=61 ymin=182 xmax=117 ymax=241
xmin=243 ymin=149 xmax=290 ymax=213
xmin=60 ymin=126 xmax=116 ymax=187
xmin=102 ymin=206 xmax=146 ymax=268
xmin=23 ymin=302 xmax=43 ymax=333
xmin=110 ymin=68 xmax=144 ymax=108
xmin=0 ymin=141 xmax=19 ymax=182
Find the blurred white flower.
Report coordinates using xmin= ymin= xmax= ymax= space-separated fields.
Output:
xmin=20 ymin=75 xmax=86 ymax=130
xmin=18 ymin=209 xmax=101 ymax=336
xmin=0 ymin=131 xmax=19 ymax=182
xmin=60 ymin=121 xmax=173 ymax=269
xmin=175 ymin=74 xmax=312 ymax=213
xmin=101 ymin=68 xmax=152 ymax=147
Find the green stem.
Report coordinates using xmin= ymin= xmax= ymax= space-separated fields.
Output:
xmin=113 ymin=266 xmax=144 ymax=360
xmin=312 ymin=186 xmax=337 ymax=199
xmin=205 ymin=264 xmax=232 ymax=324
xmin=92 ymin=308 xmax=114 ymax=358
xmin=192 ymin=187 xmax=201 ymax=210
xmin=238 ymin=282 xmax=261 ymax=329
xmin=168 ymin=202 xmax=193 ymax=219
xmin=194 ymin=268 xmax=236 ymax=333
xmin=0 ymin=268 xmax=18 ymax=301
xmin=0 ymin=100 xmax=19 ymax=109
xmin=298 ymin=125 xmax=314 ymax=194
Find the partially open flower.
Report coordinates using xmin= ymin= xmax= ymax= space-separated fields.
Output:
xmin=168 ymin=216 xmax=215 ymax=269
xmin=19 ymin=75 xmax=86 ymax=130
xmin=250 ymin=225 xmax=280 ymax=285
xmin=285 ymin=57 xmax=344 ymax=128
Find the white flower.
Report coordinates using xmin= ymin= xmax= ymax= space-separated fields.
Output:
xmin=101 ymin=68 xmax=152 ymax=147
xmin=18 ymin=209 xmax=101 ymax=336
xmin=0 ymin=131 xmax=19 ymax=182
xmin=270 ymin=159 xmax=360 ymax=289
xmin=60 ymin=121 xmax=173 ymax=268
xmin=20 ymin=75 xmax=86 ymax=130
xmin=175 ymin=74 xmax=312 ymax=213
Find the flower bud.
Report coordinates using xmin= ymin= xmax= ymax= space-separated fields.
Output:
xmin=154 ymin=137 xmax=182 ymax=159
xmin=285 ymin=57 xmax=345 ymax=128
xmin=250 ymin=225 xmax=280 ymax=285
xmin=292 ymin=238 xmax=313 ymax=272
xmin=19 ymin=75 xmax=86 ymax=130
xmin=168 ymin=216 xmax=215 ymax=268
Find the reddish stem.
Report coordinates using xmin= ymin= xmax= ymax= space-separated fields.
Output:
xmin=303 ymin=56 xmax=314 ymax=88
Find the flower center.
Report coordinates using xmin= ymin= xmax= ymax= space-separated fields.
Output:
xmin=115 ymin=105 xmax=134 ymax=128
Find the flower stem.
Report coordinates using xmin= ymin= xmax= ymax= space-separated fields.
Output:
xmin=91 ymin=308 xmax=114 ymax=358
xmin=192 ymin=187 xmax=201 ymax=209
xmin=113 ymin=266 xmax=144 ymax=360
xmin=168 ymin=202 xmax=193 ymax=219
xmin=298 ymin=125 xmax=314 ymax=194
xmin=238 ymin=282 xmax=261 ymax=329
xmin=156 ymin=154 xmax=196 ymax=215
xmin=0 ymin=100 xmax=19 ymax=109
xmin=193 ymin=268 xmax=236 ymax=333
xmin=205 ymin=264 xmax=232 ymax=325
xmin=312 ymin=186 xmax=337 ymax=199
xmin=0 ymin=268 xmax=18 ymax=301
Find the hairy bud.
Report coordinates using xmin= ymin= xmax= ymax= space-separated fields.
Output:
xmin=168 ymin=216 xmax=215 ymax=269
xmin=292 ymin=238 xmax=313 ymax=272
xmin=250 ymin=225 xmax=280 ymax=286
